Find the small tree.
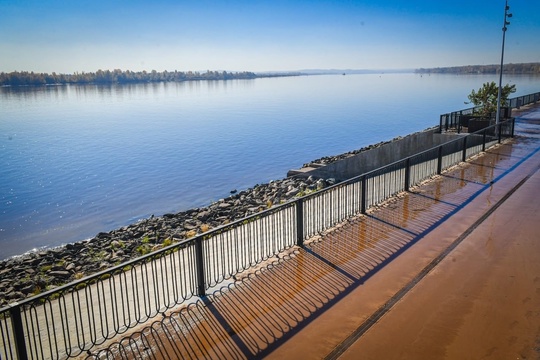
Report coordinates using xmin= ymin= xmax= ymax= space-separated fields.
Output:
xmin=466 ymin=81 xmax=516 ymax=118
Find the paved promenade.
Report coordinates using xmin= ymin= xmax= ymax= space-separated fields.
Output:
xmin=87 ymin=104 xmax=540 ymax=359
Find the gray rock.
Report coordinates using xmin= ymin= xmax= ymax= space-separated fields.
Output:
xmin=96 ymin=232 xmax=111 ymax=239
xmin=49 ymin=271 xmax=71 ymax=279
xmin=196 ymin=210 xmax=212 ymax=221
xmin=20 ymin=284 xmax=35 ymax=294
xmin=286 ymin=188 xmax=300 ymax=197
xmin=7 ymin=291 xmax=24 ymax=301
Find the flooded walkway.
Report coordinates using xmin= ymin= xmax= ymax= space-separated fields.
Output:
xmin=86 ymin=105 xmax=540 ymax=359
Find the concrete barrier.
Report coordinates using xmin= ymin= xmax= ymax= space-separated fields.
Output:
xmin=288 ymin=129 xmax=462 ymax=181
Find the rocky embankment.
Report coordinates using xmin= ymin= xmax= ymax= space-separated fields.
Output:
xmin=0 ymin=136 xmax=404 ymax=307
xmin=0 ymin=175 xmax=336 ymax=306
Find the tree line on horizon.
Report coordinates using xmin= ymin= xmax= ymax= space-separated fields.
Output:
xmin=415 ymin=62 xmax=540 ymax=75
xmin=0 ymin=69 xmax=300 ymax=86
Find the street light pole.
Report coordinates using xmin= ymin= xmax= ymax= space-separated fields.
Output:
xmin=496 ymin=0 xmax=512 ymax=125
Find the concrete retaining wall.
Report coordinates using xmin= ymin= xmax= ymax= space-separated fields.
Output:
xmin=288 ymin=129 xmax=462 ymax=181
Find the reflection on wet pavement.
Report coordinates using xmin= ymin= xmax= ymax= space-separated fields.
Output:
xmin=86 ymin=116 xmax=540 ymax=359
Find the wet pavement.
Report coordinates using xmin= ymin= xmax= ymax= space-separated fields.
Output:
xmin=85 ymin=104 xmax=540 ymax=359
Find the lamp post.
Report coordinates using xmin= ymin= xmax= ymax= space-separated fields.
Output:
xmin=495 ymin=0 xmax=512 ymax=125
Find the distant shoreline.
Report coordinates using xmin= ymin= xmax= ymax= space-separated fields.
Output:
xmin=0 ymin=70 xmax=303 ymax=87
xmin=4 ymin=64 xmax=539 ymax=87
xmin=416 ymin=62 xmax=540 ymax=75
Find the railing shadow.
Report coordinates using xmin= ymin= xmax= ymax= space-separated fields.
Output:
xmin=84 ymin=141 xmax=540 ymax=360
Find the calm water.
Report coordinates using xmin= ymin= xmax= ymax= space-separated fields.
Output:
xmin=1 ymin=73 xmax=538 ymax=259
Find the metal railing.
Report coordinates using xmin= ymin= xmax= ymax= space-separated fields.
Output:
xmin=439 ymin=91 xmax=540 ymax=133
xmin=439 ymin=105 xmax=476 ymax=132
xmin=508 ymin=92 xmax=540 ymax=109
xmin=0 ymin=118 xmax=516 ymax=359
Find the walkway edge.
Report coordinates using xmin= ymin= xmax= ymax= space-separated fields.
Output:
xmin=324 ymin=160 xmax=540 ymax=360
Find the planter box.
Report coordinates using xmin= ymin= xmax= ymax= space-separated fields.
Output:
xmin=469 ymin=119 xmax=494 ymax=134
xmin=460 ymin=114 xmax=475 ymax=127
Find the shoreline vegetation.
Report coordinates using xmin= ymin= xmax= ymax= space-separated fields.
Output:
xmin=415 ymin=62 xmax=540 ymax=75
xmin=0 ymin=69 xmax=302 ymax=87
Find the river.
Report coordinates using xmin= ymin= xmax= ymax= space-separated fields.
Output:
xmin=1 ymin=73 xmax=538 ymax=259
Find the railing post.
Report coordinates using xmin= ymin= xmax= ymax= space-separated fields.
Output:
xmin=194 ymin=237 xmax=206 ymax=297
xmin=437 ymin=145 xmax=443 ymax=175
xmin=295 ymin=199 xmax=304 ymax=247
xmin=404 ymin=158 xmax=411 ymax=191
xmin=462 ymin=136 xmax=468 ymax=162
xmin=361 ymin=175 xmax=367 ymax=214
xmin=482 ymin=129 xmax=487 ymax=152
xmin=9 ymin=303 xmax=29 ymax=360
xmin=498 ymin=123 xmax=502 ymax=143
xmin=511 ymin=118 xmax=515 ymax=138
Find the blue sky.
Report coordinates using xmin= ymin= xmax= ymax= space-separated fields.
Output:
xmin=0 ymin=0 xmax=538 ymax=73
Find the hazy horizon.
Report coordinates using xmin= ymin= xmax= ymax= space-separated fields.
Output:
xmin=1 ymin=0 xmax=539 ymax=74
xmin=2 ymin=65 xmax=539 ymax=76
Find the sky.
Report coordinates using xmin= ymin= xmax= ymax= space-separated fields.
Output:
xmin=0 ymin=0 xmax=539 ymax=73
